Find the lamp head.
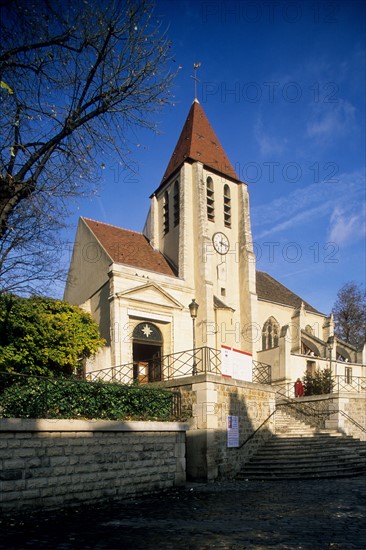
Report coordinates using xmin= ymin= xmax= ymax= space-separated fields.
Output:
xmin=189 ymin=299 xmax=199 ymax=319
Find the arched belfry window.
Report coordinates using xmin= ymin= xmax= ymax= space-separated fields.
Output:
xmin=163 ymin=191 xmax=169 ymax=235
xmin=206 ymin=177 xmax=215 ymax=221
xmin=173 ymin=180 xmax=180 ymax=227
xmin=223 ymin=184 xmax=231 ymax=228
xmin=262 ymin=317 xmax=280 ymax=350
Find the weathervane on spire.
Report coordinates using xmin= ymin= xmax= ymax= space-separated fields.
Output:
xmin=191 ymin=62 xmax=201 ymax=100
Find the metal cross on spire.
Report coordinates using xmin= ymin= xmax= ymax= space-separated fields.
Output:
xmin=191 ymin=62 xmax=201 ymax=100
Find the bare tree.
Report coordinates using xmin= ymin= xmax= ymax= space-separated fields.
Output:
xmin=0 ymin=0 xmax=174 ymax=294
xmin=332 ymin=282 xmax=366 ymax=349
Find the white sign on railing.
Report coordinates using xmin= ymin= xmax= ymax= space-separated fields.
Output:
xmin=221 ymin=346 xmax=252 ymax=382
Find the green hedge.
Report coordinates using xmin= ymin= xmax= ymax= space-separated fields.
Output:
xmin=0 ymin=377 xmax=176 ymax=420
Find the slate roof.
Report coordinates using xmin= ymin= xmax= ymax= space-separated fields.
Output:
xmin=214 ymin=295 xmax=234 ymax=310
xmin=256 ymin=270 xmax=321 ymax=314
xmin=157 ymin=100 xmax=240 ymax=190
xmin=82 ymin=218 xmax=177 ymax=277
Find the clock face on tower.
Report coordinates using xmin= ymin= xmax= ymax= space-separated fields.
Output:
xmin=212 ymin=232 xmax=230 ymax=254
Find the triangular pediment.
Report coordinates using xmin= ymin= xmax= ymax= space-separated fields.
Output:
xmin=116 ymin=283 xmax=183 ymax=310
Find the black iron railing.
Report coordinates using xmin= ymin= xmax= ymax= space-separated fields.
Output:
xmin=333 ymin=375 xmax=366 ymax=393
xmin=276 ymin=400 xmax=366 ymax=437
xmin=274 ymin=375 xmax=366 ymax=399
xmin=88 ymin=346 xmax=272 ymax=385
xmin=252 ymin=361 xmax=272 ymax=385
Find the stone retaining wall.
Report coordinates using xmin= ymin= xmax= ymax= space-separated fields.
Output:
xmin=0 ymin=419 xmax=187 ymax=513
xmin=337 ymin=394 xmax=366 ymax=440
xmin=161 ymin=374 xmax=276 ymax=481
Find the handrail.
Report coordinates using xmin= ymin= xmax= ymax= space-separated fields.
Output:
xmin=338 ymin=410 xmax=366 ymax=435
xmin=276 ymin=400 xmax=333 ymax=419
xmin=238 ymin=403 xmax=366 ymax=450
xmin=238 ymin=408 xmax=277 ymax=449
xmin=87 ymin=346 xmax=272 ymax=385
xmin=277 ymin=400 xmax=366 ymax=437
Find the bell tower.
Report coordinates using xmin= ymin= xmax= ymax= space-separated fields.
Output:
xmin=144 ymin=100 xmax=257 ymax=355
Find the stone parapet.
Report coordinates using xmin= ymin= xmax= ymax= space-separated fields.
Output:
xmin=0 ymin=419 xmax=188 ymax=513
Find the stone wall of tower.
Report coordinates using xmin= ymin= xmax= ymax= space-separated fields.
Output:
xmin=238 ymin=184 xmax=258 ymax=355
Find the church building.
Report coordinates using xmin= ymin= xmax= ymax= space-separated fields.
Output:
xmin=64 ymin=100 xmax=365 ymax=393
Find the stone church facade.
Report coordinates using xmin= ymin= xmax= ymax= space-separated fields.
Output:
xmin=64 ymin=100 xmax=365 ymax=393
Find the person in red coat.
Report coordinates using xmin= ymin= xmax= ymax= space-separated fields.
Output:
xmin=294 ymin=378 xmax=304 ymax=397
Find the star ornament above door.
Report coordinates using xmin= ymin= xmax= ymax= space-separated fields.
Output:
xmin=142 ymin=324 xmax=153 ymax=338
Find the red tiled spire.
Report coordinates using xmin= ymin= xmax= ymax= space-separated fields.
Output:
xmin=161 ymin=100 xmax=240 ymax=184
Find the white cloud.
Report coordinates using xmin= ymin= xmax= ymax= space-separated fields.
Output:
xmin=254 ymin=116 xmax=288 ymax=157
xmin=306 ymin=100 xmax=356 ymax=141
xmin=328 ymin=206 xmax=366 ymax=246
xmin=255 ymin=203 xmax=330 ymax=240
xmin=252 ymin=169 xmax=366 ymax=245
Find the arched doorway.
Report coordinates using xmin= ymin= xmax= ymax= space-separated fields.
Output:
xmin=132 ymin=322 xmax=163 ymax=383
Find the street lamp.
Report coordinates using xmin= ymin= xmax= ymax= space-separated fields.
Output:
xmin=327 ymin=335 xmax=334 ymax=393
xmin=189 ymin=299 xmax=199 ymax=375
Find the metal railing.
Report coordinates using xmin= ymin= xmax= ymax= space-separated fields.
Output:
xmin=239 ymin=402 xmax=366 ymax=450
xmin=238 ymin=409 xmax=277 ymax=449
xmin=276 ymin=400 xmax=366 ymax=437
xmin=333 ymin=375 xmax=366 ymax=393
xmin=273 ymin=375 xmax=366 ymax=400
xmin=88 ymin=346 xmax=272 ymax=385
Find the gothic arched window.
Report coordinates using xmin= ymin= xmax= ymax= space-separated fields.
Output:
xmin=163 ymin=191 xmax=169 ymax=235
xmin=223 ymin=184 xmax=231 ymax=228
xmin=262 ymin=317 xmax=280 ymax=350
xmin=173 ymin=180 xmax=180 ymax=227
xmin=206 ymin=177 xmax=215 ymax=221
xmin=305 ymin=324 xmax=314 ymax=336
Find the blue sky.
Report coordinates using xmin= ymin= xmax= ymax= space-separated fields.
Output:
xmin=62 ymin=0 xmax=365 ymax=314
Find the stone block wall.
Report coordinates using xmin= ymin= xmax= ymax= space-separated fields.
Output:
xmin=338 ymin=394 xmax=366 ymax=440
xmin=213 ymin=380 xmax=276 ymax=479
xmin=162 ymin=374 xmax=276 ymax=481
xmin=0 ymin=419 xmax=187 ymax=513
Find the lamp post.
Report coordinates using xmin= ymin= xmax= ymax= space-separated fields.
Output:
xmin=189 ymin=299 xmax=199 ymax=375
xmin=327 ymin=335 xmax=334 ymax=393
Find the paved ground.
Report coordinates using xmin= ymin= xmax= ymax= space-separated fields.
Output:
xmin=1 ymin=476 xmax=366 ymax=549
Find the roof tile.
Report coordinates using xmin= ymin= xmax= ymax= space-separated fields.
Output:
xmin=161 ymin=100 xmax=240 ymax=184
xmin=256 ymin=270 xmax=321 ymax=314
xmin=82 ymin=218 xmax=177 ymax=277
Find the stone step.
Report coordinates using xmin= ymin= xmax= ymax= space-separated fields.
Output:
xmin=276 ymin=436 xmax=350 ymax=439
xmin=253 ymin=451 xmax=365 ymax=462
xmin=259 ymin=439 xmax=361 ymax=450
xmin=236 ymin=408 xmax=366 ymax=480
xmin=245 ymin=460 xmax=366 ymax=471
xmin=241 ymin=463 xmax=366 ymax=475
xmin=236 ymin=468 xmax=366 ymax=481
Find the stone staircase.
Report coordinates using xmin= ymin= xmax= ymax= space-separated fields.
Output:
xmin=236 ymin=408 xmax=366 ymax=480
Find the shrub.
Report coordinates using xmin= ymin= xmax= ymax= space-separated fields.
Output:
xmin=0 ymin=294 xmax=105 ymax=381
xmin=0 ymin=376 xmax=175 ymax=420
xmin=303 ymin=368 xmax=334 ymax=396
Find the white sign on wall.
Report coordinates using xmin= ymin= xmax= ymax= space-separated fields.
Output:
xmin=227 ymin=415 xmax=239 ymax=448
xmin=221 ymin=346 xmax=252 ymax=382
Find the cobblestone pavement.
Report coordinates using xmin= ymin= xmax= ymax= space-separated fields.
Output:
xmin=1 ymin=476 xmax=366 ymax=549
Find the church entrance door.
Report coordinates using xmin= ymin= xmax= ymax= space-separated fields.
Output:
xmin=132 ymin=322 xmax=163 ymax=383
